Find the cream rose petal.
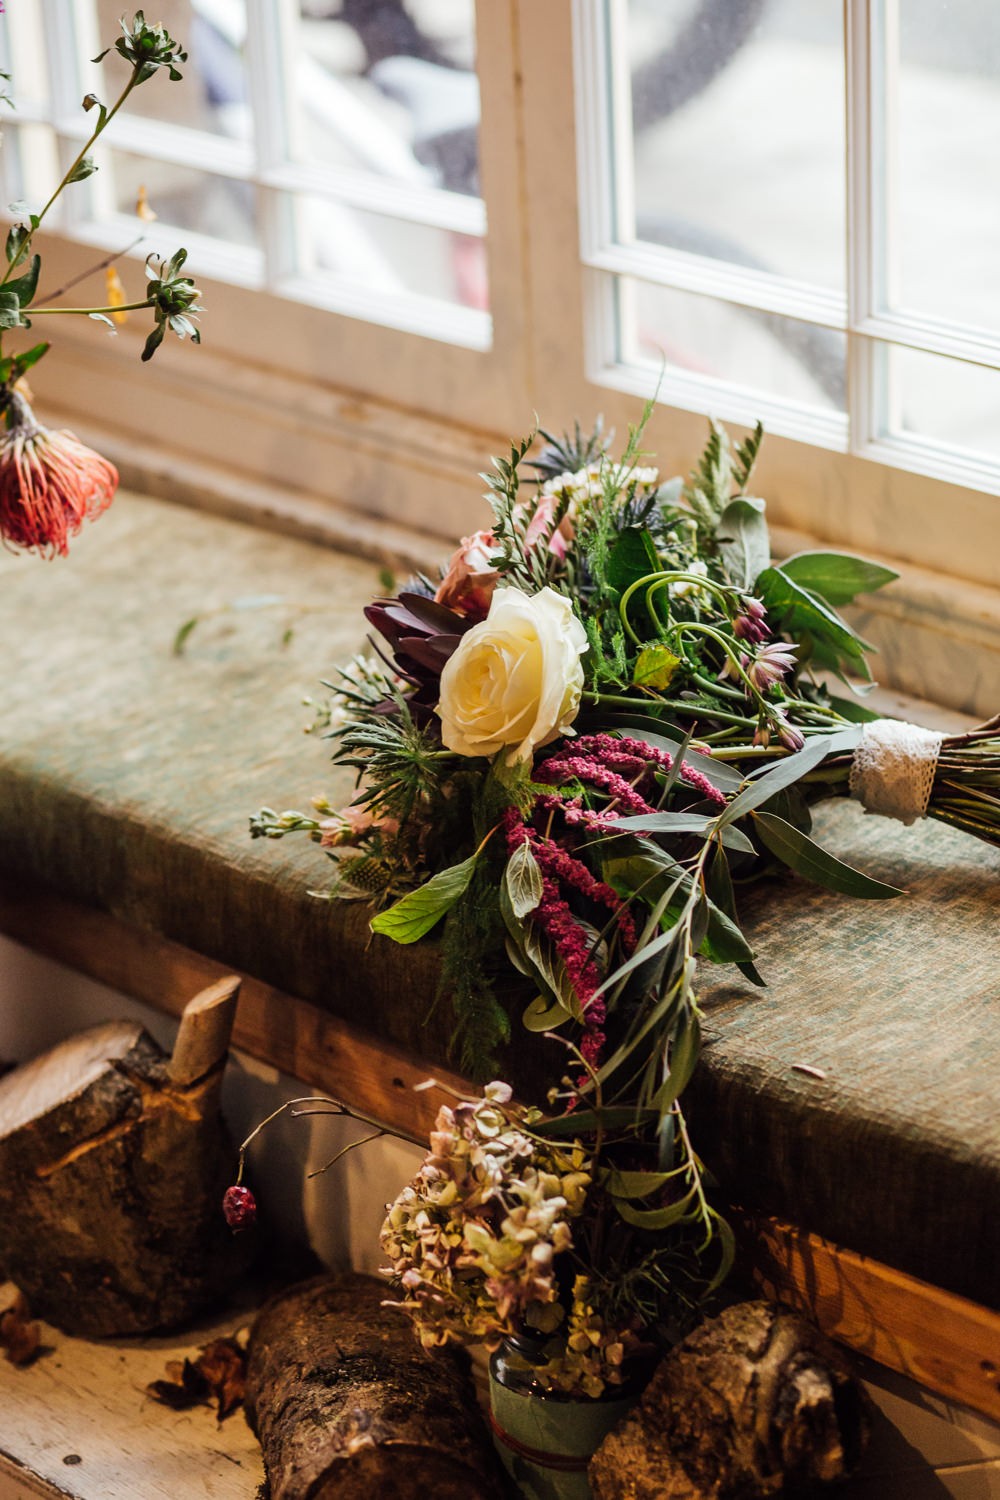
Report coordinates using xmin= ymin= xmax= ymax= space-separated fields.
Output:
xmin=438 ymin=586 xmax=587 ymax=763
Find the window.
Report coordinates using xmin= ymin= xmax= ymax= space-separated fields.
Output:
xmin=1 ymin=1 xmax=998 ymax=625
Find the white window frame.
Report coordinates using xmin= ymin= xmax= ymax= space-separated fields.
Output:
xmin=0 ymin=0 xmax=997 ymax=685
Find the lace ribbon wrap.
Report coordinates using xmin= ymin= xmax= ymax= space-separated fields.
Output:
xmin=848 ymin=719 xmax=945 ymax=826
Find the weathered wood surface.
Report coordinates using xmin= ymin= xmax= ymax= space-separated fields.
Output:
xmin=245 ymin=1273 xmax=502 ymax=1499
xmin=0 ymin=492 xmax=996 ymax=1303
xmin=0 ymin=982 xmax=244 ymax=1336
xmin=0 ymin=1280 xmax=263 ymax=1498
xmin=590 ymin=1300 xmax=868 ymax=1500
xmin=741 ymin=1217 xmax=1000 ymax=1424
xmin=692 ymin=799 xmax=1000 ymax=1309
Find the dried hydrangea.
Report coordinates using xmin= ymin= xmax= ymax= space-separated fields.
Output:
xmin=380 ymin=1082 xmax=591 ymax=1351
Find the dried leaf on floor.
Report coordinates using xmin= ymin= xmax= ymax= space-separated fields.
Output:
xmin=0 ymin=1291 xmax=41 ymax=1366
xmin=147 ymin=1333 xmax=248 ymax=1419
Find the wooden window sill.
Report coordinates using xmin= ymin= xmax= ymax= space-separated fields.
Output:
xmin=0 ymin=490 xmax=997 ymax=1381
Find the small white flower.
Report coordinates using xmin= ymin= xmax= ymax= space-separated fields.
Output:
xmin=669 ymin=558 xmax=709 ymax=599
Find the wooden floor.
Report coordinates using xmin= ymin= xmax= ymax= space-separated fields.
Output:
xmin=0 ymin=1285 xmax=263 ymax=1500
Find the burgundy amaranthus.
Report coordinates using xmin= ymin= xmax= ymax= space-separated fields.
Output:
xmin=0 ymin=390 xmax=119 ymax=558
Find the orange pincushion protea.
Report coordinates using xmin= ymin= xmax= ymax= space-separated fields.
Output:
xmin=0 ymin=392 xmax=118 ymax=558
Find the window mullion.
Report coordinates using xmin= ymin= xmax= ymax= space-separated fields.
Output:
xmin=244 ymin=0 xmax=298 ymax=281
xmin=846 ymin=0 xmax=882 ymax=453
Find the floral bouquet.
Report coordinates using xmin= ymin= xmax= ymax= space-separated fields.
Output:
xmin=252 ymin=403 xmax=1000 ymax=1377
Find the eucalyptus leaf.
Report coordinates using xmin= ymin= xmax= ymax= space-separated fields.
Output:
xmin=370 ymin=851 xmax=479 ymax=943
xmin=614 ymin=1185 xmax=699 ymax=1230
xmin=604 ymin=1167 xmax=686 ymax=1200
xmin=649 ymin=1012 xmax=702 ymax=1112
xmin=719 ymin=728 xmax=862 ymax=824
xmin=752 ymin=810 xmax=903 ymax=899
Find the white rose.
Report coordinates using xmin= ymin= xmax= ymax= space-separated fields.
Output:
xmin=437 ymin=586 xmax=588 ymax=764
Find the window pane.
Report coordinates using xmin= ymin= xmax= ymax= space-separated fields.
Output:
xmin=291 ymin=0 xmax=480 ymax=195
xmin=2 ymin=126 xmax=61 ymax=214
xmin=300 ymin=197 xmax=486 ymax=309
xmin=109 ymin=152 xmax=259 ymax=249
xmin=625 ymin=279 xmax=845 ymax=411
xmin=895 ymin=2 xmax=1000 ymax=333
xmin=93 ymin=0 xmax=253 ymax=144
xmin=2 ymin=5 xmax=50 ymax=109
xmin=622 ymin=0 xmax=845 ymax=289
xmin=891 ymin=344 xmax=1000 ymax=463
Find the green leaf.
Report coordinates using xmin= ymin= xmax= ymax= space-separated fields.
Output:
xmin=649 ymin=1011 xmax=702 ymax=1112
xmin=781 ymin=550 xmax=898 ymax=605
xmin=757 ymin=565 xmax=874 ymax=678
xmin=11 ymin=341 xmax=50 ymax=377
xmin=614 ymin=1184 xmax=699 ymax=1230
xmin=716 ymin=496 xmax=770 ymax=589
xmin=505 ymin=842 xmax=543 ymax=919
xmin=3 ymin=255 xmax=40 ymax=308
xmin=826 ymin=693 xmax=882 ymax=724
xmin=609 ymin=810 xmax=755 ymax=855
xmin=370 ymin=852 xmax=479 ymax=943
xmin=89 ymin=312 xmax=117 ymax=329
xmin=172 ymin=617 xmax=199 ymax=655
xmin=733 ymin=421 xmax=764 ymax=491
xmin=522 ymin=994 xmax=573 ymax=1032
xmin=67 ymin=156 xmax=98 ymax=185
xmin=719 ymin=728 xmax=862 ymax=824
xmin=604 ymin=1167 xmax=686 ymax=1200
xmin=5 ymin=224 xmax=29 ymax=268
xmin=753 ymin=810 xmax=903 ymax=898
xmin=0 ymin=291 xmax=24 ymax=330
xmin=606 ymin=525 xmax=661 ymax=596
xmin=633 ymin=643 xmax=681 ymax=690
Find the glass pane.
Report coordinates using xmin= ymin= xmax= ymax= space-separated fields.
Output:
xmin=891 ymin=344 xmax=1000 ymax=463
xmin=626 ymin=279 xmax=846 ymax=411
xmin=895 ymin=2 xmax=1000 ymax=333
xmin=93 ymin=0 xmax=252 ymax=143
xmin=2 ymin=127 xmax=61 ymax=216
xmin=109 ymin=151 xmax=259 ymax=248
xmin=622 ymin=0 xmax=845 ymax=289
xmin=301 ymin=197 xmax=486 ymax=309
xmin=2 ymin=5 xmax=50 ymax=108
xmin=291 ymin=0 xmax=480 ymax=193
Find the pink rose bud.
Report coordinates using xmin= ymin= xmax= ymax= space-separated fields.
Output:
xmin=222 ymin=1184 xmax=257 ymax=1231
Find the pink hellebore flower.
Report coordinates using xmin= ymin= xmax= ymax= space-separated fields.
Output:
xmin=434 ymin=528 xmax=500 ymax=620
xmin=521 ymin=491 xmax=573 ymax=561
xmin=733 ymin=597 xmax=770 ymax=645
xmin=0 ymin=391 xmax=118 ymax=558
xmin=745 ymin=640 xmax=797 ymax=693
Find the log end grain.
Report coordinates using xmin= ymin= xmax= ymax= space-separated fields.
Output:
xmin=590 ymin=1300 xmax=869 ymax=1500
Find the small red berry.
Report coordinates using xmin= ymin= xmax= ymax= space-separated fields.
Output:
xmin=222 ymin=1184 xmax=257 ymax=1232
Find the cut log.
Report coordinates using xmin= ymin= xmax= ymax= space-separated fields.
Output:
xmin=589 ymin=1300 xmax=869 ymax=1500
xmin=245 ymin=1272 xmax=503 ymax=1500
xmin=0 ymin=978 xmax=248 ymax=1337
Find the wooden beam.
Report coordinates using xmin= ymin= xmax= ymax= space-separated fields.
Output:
xmin=0 ymin=877 xmax=467 ymax=1146
xmin=742 ymin=1214 xmax=1000 ymax=1423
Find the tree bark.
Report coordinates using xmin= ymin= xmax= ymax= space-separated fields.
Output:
xmin=245 ymin=1272 xmax=504 ymax=1500
xmin=0 ymin=978 xmax=246 ymax=1337
xmin=589 ymin=1300 xmax=869 ymax=1500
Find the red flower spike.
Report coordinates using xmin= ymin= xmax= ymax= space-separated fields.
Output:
xmin=222 ymin=1184 xmax=257 ymax=1232
xmin=0 ymin=392 xmax=118 ymax=558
